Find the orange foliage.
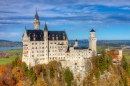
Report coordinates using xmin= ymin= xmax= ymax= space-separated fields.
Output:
xmin=91 ymin=66 xmax=97 ymax=73
xmin=0 ymin=76 xmax=6 ymax=86
xmin=17 ymin=59 xmax=22 ymax=66
xmin=0 ymin=66 xmax=6 ymax=76
xmin=6 ymin=76 xmax=16 ymax=86
xmin=12 ymin=67 xmax=24 ymax=80
xmin=34 ymin=65 xmax=41 ymax=76
xmin=107 ymin=49 xmax=119 ymax=61
xmin=15 ymin=83 xmax=22 ymax=86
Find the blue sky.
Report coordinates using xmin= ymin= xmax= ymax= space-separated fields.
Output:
xmin=0 ymin=0 xmax=130 ymax=41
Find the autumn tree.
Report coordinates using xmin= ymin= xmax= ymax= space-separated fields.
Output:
xmin=34 ymin=65 xmax=42 ymax=76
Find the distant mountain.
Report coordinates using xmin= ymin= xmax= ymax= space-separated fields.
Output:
xmin=1 ymin=39 xmax=130 ymax=47
xmin=69 ymin=40 xmax=130 ymax=47
xmin=0 ymin=40 xmax=22 ymax=47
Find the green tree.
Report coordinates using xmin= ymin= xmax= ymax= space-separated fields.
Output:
xmin=50 ymin=66 xmax=54 ymax=78
xmin=42 ymin=66 xmax=46 ymax=77
xmin=21 ymin=62 xmax=28 ymax=75
xmin=64 ymin=67 xmax=74 ymax=86
xmin=94 ymin=70 xmax=100 ymax=79
xmin=28 ymin=68 xmax=37 ymax=83
xmin=119 ymin=79 xmax=123 ymax=86
xmin=99 ymin=50 xmax=107 ymax=73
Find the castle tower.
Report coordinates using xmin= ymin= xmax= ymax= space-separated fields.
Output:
xmin=44 ymin=22 xmax=49 ymax=63
xmin=74 ymin=39 xmax=78 ymax=47
xmin=88 ymin=29 xmax=97 ymax=56
xmin=34 ymin=10 xmax=40 ymax=30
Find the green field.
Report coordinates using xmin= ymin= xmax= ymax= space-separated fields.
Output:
xmin=123 ymin=50 xmax=130 ymax=60
xmin=0 ymin=56 xmax=22 ymax=65
xmin=0 ymin=49 xmax=22 ymax=65
xmin=2 ymin=49 xmax=22 ymax=54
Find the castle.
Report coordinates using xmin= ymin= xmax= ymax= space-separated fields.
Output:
xmin=22 ymin=11 xmax=97 ymax=79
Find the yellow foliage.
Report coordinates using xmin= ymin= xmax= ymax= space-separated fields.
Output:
xmin=37 ymin=78 xmax=48 ymax=86
xmin=76 ymin=73 xmax=81 ymax=81
xmin=12 ymin=67 xmax=24 ymax=80
xmin=53 ymin=82 xmax=59 ymax=86
xmin=15 ymin=83 xmax=22 ymax=86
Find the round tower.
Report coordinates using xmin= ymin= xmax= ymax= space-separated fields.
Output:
xmin=34 ymin=10 xmax=40 ymax=30
xmin=74 ymin=39 xmax=78 ymax=47
xmin=88 ymin=29 xmax=97 ymax=56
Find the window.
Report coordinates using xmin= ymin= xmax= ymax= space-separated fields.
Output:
xmin=42 ymin=47 xmax=44 ymax=49
xmin=32 ymin=43 xmax=34 ymax=45
xmin=35 ymin=43 xmax=37 ymax=45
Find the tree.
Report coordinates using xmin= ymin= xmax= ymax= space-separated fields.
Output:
xmin=99 ymin=50 xmax=107 ymax=74
xmin=64 ymin=67 xmax=73 ymax=86
xmin=50 ymin=65 xmax=54 ymax=78
xmin=28 ymin=68 xmax=37 ymax=83
xmin=42 ymin=66 xmax=46 ymax=77
xmin=37 ymin=77 xmax=48 ymax=86
xmin=21 ymin=62 xmax=28 ymax=75
xmin=94 ymin=69 xmax=100 ymax=79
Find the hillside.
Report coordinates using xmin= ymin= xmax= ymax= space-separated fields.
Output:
xmin=0 ymin=40 xmax=22 ymax=47
xmin=0 ymin=52 xmax=130 ymax=86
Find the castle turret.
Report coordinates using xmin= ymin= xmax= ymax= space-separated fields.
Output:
xmin=88 ymin=29 xmax=97 ymax=56
xmin=74 ymin=39 xmax=78 ymax=47
xmin=44 ymin=22 xmax=49 ymax=63
xmin=34 ymin=10 xmax=40 ymax=30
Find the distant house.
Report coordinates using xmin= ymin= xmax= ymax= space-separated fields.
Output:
xmin=105 ymin=48 xmax=122 ymax=63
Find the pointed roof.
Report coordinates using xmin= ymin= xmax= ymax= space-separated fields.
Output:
xmin=75 ymin=39 xmax=78 ymax=41
xmin=44 ymin=22 xmax=48 ymax=31
xmin=90 ymin=29 xmax=95 ymax=32
xmin=25 ymin=26 xmax=27 ymax=30
xmin=35 ymin=10 xmax=39 ymax=20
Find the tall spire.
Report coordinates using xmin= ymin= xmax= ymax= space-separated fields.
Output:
xmin=90 ymin=29 xmax=95 ymax=32
xmin=35 ymin=9 xmax=39 ymax=20
xmin=25 ymin=26 xmax=27 ymax=30
xmin=34 ymin=9 xmax=40 ymax=30
xmin=44 ymin=22 xmax=48 ymax=31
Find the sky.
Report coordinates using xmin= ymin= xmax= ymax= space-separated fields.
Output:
xmin=0 ymin=0 xmax=130 ymax=41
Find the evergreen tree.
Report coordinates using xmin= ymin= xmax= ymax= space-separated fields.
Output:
xmin=21 ymin=62 xmax=28 ymax=75
xmin=28 ymin=68 xmax=37 ymax=83
xmin=99 ymin=50 xmax=107 ymax=73
xmin=50 ymin=66 xmax=54 ymax=78
xmin=64 ymin=67 xmax=74 ymax=86
xmin=42 ymin=66 xmax=46 ymax=77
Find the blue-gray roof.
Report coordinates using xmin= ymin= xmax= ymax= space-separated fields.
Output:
xmin=74 ymin=47 xmax=88 ymax=50
xmin=26 ymin=30 xmax=44 ymax=41
xmin=48 ymin=31 xmax=67 ymax=40
xmin=90 ymin=29 xmax=95 ymax=32
xmin=35 ymin=11 xmax=39 ymax=20
xmin=25 ymin=30 xmax=67 ymax=41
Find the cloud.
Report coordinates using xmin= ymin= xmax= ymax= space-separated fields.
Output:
xmin=10 ymin=32 xmax=20 ymax=36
